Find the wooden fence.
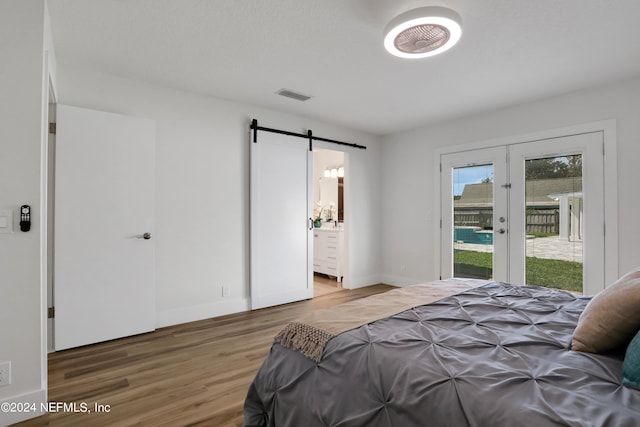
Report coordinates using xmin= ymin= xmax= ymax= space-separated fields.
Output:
xmin=454 ymin=208 xmax=559 ymax=234
xmin=454 ymin=209 xmax=493 ymax=229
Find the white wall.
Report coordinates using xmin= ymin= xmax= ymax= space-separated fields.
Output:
xmin=381 ymin=75 xmax=640 ymax=286
xmin=56 ymin=64 xmax=383 ymax=327
xmin=0 ymin=0 xmax=54 ymax=424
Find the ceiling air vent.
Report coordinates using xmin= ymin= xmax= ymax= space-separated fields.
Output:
xmin=276 ymin=89 xmax=313 ymax=102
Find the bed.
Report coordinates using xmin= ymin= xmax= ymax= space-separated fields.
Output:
xmin=243 ymin=280 xmax=640 ymax=427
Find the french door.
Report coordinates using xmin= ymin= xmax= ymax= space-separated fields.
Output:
xmin=441 ymin=132 xmax=605 ymax=295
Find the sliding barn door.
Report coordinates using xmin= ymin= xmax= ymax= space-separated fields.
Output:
xmin=250 ymin=131 xmax=313 ymax=309
xmin=54 ymin=104 xmax=156 ymax=350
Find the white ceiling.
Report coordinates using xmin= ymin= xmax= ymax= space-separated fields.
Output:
xmin=47 ymin=0 xmax=640 ymax=136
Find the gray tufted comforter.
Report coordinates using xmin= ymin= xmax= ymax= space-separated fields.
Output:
xmin=243 ymin=282 xmax=640 ymax=426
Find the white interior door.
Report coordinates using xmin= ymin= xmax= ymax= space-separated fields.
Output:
xmin=54 ymin=104 xmax=156 ymax=350
xmin=250 ymin=131 xmax=313 ymax=310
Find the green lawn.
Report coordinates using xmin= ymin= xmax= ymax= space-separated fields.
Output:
xmin=454 ymin=250 xmax=583 ymax=292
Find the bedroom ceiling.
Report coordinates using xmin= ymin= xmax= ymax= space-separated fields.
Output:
xmin=47 ymin=0 xmax=640 ymax=136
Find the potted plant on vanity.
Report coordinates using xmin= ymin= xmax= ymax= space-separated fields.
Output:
xmin=313 ymin=202 xmax=336 ymax=228
xmin=324 ymin=202 xmax=336 ymax=226
xmin=313 ymin=203 xmax=324 ymax=228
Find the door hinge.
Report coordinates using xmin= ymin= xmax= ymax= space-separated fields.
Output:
xmin=48 ymin=307 xmax=55 ymax=319
xmin=49 ymin=123 xmax=57 ymax=135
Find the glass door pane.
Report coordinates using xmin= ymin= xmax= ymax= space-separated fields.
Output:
xmin=453 ymin=165 xmax=494 ymax=279
xmin=441 ymin=146 xmax=507 ymax=282
xmin=524 ymin=155 xmax=583 ymax=293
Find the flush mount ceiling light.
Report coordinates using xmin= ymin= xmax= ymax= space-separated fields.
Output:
xmin=384 ymin=6 xmax=462 ymax=59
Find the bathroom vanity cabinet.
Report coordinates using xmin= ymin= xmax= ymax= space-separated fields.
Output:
xmin=313 ymin=228 xmax=343 ymax=282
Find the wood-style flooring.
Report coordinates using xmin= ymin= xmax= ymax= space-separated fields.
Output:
xmin=14 ymin=282 xmax=393 ymax=427
xmin=313 ymin=273 xmax=343 ymax=297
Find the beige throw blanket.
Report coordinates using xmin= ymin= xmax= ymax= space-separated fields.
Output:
xmin=275 ymin=278 xmax=490 ymax=362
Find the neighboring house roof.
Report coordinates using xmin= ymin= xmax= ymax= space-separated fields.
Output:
xmin=455 ymin=177 xmax=582 ymax=208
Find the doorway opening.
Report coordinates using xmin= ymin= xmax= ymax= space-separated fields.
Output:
xmin=313 ymin=148 xmax=346 ymax=297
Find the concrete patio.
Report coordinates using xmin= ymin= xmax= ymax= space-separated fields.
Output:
xmin=454 ymin=235 xmax=583 ymax=263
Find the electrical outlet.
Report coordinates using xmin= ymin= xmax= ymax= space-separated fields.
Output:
xmin=0 ymin=361 xmax=11 ymax=387
xmin=222 ymin=286 xmax=230 ymax=298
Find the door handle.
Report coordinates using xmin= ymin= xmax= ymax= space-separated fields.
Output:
xmin=136 ymin=232 xmax=152 ymax=240
xmin=497 ymin=228 xmax=506 ymax=234
xmin=308 ymin=217 xmax=313 ymax=230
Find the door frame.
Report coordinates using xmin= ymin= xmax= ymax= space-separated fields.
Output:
xmin=434 ymin=120 xmax=618 ymax=290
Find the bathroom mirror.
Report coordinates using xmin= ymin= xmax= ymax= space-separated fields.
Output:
xmin=319 ymin=176 xmax=344 ymax=222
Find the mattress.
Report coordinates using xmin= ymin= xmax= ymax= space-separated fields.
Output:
xmin=243 ymin=282 xmax=640 ymax=426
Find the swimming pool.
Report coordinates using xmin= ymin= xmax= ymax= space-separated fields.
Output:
xmin=454 ymin=226 xmax=493 ymax=245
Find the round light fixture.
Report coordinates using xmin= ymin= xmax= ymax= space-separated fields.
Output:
xmin=384 ymin=6 xmax=462 ymax=59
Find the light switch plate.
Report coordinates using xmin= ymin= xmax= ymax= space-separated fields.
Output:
xmin=0 ymin=209 xmax=12 ymax=233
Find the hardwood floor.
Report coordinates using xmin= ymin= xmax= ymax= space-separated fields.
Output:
xmin=313 ymin=273 xmax=343 ymax=297
xmin=15 ymin=284 xmax=393 ymax=427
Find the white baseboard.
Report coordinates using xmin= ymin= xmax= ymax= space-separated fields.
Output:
xmin=0 ymin=388 xmax=46 ymax=426
xmin=345 ymin=274 xmax=386 ymax=289
xmin=379 ymin=274 xmax=430 ymax=287
xmin=156 ymin=298 xmax=250 ymax=329
xmin=155 ymin=275 xmax=404 ymax=328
